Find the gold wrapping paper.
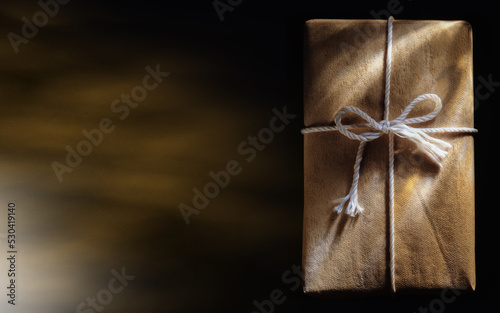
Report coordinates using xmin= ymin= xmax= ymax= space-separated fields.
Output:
xmin=303 ymin=19 xmax=475 ymax=295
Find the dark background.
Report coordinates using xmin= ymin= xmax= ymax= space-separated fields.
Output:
xmin=0 ymin=0 xmax=497 ymax=312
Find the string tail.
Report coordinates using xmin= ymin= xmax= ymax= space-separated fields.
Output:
xmin=333 ymin=190 xmax=365 ymax=217
xmin=333 ymin=142 xmax=366 ymax=216
xmin=391 ymin=123 xmax=452 ymax=167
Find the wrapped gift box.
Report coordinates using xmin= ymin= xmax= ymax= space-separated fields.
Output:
xmin=302 ymin=18 xmax=475 ymax=295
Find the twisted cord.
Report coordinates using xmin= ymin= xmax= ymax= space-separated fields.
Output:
xmin=386 ymin=17 xmax=396 ymax=293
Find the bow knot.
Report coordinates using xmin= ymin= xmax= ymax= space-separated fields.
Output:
xmin=334 ymin=93 xmax=452 ymax=166
xmin=380 ymin=119 xmax=391 ymax=134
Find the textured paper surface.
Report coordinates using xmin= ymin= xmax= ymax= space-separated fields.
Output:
xmin=303 ymin=19 xmax=475 ymax=295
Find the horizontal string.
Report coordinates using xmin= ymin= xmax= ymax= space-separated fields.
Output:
xmin=301 ymin=125 xmax=478 ymax=134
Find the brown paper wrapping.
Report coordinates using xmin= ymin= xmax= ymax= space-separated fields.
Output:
xmin=303 ymin=19 xmax=475 ymax=295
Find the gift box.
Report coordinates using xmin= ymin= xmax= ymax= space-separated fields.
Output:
xmin=302 ymin=18 xmax=476 ymax=295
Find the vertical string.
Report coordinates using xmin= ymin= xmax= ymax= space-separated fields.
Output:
xmin=385 ymin=16 xmax=396 ymax=293
xmin=384 ymin=17 xmax=393 ymax=120
xmin=388 ymin=132 xmax=396 ymax=293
